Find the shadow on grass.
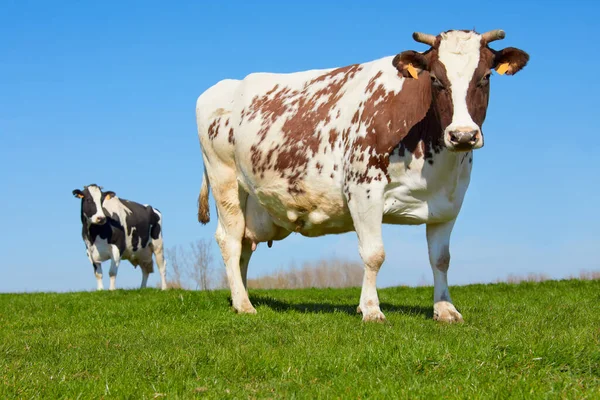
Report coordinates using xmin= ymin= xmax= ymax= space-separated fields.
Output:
xmin=248 ymin=294 xmax=433 ymax=319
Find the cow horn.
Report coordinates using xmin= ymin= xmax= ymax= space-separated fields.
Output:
xmin=481 ymin=29 xmax=505 ymax=44
xmin=412 ymin=32 xmax=437 ymax=47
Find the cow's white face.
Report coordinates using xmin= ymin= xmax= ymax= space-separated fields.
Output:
xmin=393 ymin=29 xmax=529 ymax=152
xmin=437 ymin=31 xmax=485 ymax=150
xmin=73 ymin=184 xmax=107 ymax=225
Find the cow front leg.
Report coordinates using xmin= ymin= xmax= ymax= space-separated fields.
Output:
xmin=108 ymin=245 xmax=121 ymax=291
xmin=93 ymin=263 xmax=104 ymax=291
xmin=348 ymin=185 xmax=386 ymax=322
xmin=426 ymin=220 xmax=463 ymax=323
xmin=87 ymin=250 xmax=104 ymax=290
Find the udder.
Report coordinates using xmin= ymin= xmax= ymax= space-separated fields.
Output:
xmin=244 ymin=196 xmax=290 ymax=249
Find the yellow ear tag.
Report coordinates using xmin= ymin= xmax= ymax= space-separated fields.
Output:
xmin=77 ymin=194 xmax=84 ymax=199
xmin=105 ymin=194 xmax=112 ymax=201
xmin=495 ymin=63 xmax=510 ymax=75
xmin=407 ymin=63 xmax=419 ymax=79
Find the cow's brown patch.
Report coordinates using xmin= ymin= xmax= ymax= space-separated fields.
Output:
xmin=465 ymin=47 xmax=495 ymax=129
xmin=207 ymin=117 xmax=221 ymax=140
xmin=345 ymin=71 xmax=433 ymax=185
xmin=247 ymin=64 xmax=363 ymax=194
xmin=328 ymin=128 xmax=339 ymax=150
xmin=394 ymin=106 xmax=444 ymax=161
xmin=228 ymin=127 xmax=235 ymax=145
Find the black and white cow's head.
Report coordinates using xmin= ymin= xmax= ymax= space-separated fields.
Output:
xmin=72 ymin=184 xmax=115 ymax=225
xmin=393 ymin=29 xmax=529 ymax=152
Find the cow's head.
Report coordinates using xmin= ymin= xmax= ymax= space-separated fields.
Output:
xmin=72 ymin=184 xmax=115 ymax=225
xmin=393 ymin=29 xmax=529 ymax=152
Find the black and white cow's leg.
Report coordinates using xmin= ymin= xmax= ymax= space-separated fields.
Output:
xmin=86 ymin=250 xmax=104 ymax=290
xmin=93 ymin=263 xmax=104 ymax=291
xmin=347 ymin=184 xmax=386 ymax=322
xmin=426 ymin=220 xmax=463 ymax=323
xmin=140 ymin=261 xmax=153 ymax=289
xmin=151 ymin=241 xmax=167 ymax=290
xmin=108 ymin=245 xmax=121 ymax=291
xmin=154 ymin=247 xmax=167 ymax=291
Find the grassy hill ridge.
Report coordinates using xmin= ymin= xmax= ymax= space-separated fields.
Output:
xmin=1 ymin=279 xmax=599 ymax=398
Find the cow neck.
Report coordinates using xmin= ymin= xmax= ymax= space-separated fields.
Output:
xmin=394 ymin=103 xmax=445 ymax=161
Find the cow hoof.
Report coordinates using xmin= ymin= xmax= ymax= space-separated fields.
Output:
xmin=433 ymin=301 xmax=463 ymax=323
xmin=235 ymin=302 xmax=257 ymax=314
xmin=361 ymin=307 xmax=386 ymax=323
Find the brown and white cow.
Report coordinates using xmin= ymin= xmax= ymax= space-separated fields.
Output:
xmin=196 ymin=29 xmax=529 ymax=322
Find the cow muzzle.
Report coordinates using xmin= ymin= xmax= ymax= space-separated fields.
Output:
xmin=445 ymin=127 xmax=484 ymax=152
xmin=91 ymin=215 xmax=106 ymax=225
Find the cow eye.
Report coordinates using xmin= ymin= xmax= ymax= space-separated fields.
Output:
xmin=431 ymin=75 xmax=445 ymax=90
xmin=479 ymin=73 xmax=491 ymax=86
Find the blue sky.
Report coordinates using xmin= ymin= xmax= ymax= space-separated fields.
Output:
xmin=1 ymin=0 xmax=598 ymax=292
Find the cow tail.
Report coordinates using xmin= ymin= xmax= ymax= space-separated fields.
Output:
xmin=198 ymin=167 xmax=210 ymax=224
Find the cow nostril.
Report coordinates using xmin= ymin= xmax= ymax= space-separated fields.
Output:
xmin=469 ymin=132 xmax=478 ymax=143
xmin=449 ymin=130 xmax=479 ymax=146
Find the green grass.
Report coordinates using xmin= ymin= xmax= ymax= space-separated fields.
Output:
xmin=1 ymin=280 xmax=599 ymax=399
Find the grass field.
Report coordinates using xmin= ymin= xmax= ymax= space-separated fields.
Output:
xmin=1 ymin=279 xmax=599 ymax=399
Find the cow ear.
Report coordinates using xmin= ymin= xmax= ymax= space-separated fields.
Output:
xmin=393 ymin=51 xmax=429 ymax=79
xmin=103 ymin=191 xmax=116 ymax=201
xmin=493 ymin=47 xmax=529 ymax=76
xmin=73 ymin=189 xmax=84 ymax=199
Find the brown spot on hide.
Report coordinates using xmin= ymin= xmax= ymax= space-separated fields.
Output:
xmin=347 ymin=74 xmax=432 ymax=185
xmin=436 ymin=247 xmax=450 ymax=272
xmin=248 ymin=64 xmax=363 ymax=193
xmin=207 ymin=117 xmax=221 ymax=140
xmin=394 ymin=106 xmax=444 ymax=160
xmin=328 ymin=128 xmax=339 ymax=150
xmin=466 ymin=47 xmax=495 ymax=129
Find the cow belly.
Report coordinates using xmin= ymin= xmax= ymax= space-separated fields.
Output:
xmin=240 ymin=175 xmax=353 ymax=237
xmin=122 ymin=247 xmax=153 ymax=267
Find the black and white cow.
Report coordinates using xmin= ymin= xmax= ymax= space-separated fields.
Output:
xmin=72 ymin=184 xmax=167 ymax=290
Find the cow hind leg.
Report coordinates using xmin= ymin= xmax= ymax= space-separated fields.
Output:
xmin=108 ymin=245 xmax=121 ymax=291
xmin=140 ymin=261 xmax=154 ymax=289
xmin=426 ymin=220 xmax=463 ymax=323
xmin=348 ymin=185 xmax=386 ymax=322
xmin=151 ymin=241 xmax=167 ymax=290
xmin=240 ymin=239 xmax=254 ymax=291
xmin=212 ymin=184 xmax=256 ymax=314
